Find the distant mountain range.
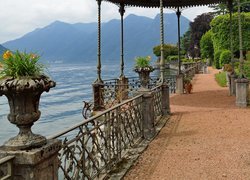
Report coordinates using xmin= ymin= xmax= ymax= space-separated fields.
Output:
xmin=0 ymin=45 xmax=7 ymax=55
xmin=3 ymin=13 xmax=190 ymax=63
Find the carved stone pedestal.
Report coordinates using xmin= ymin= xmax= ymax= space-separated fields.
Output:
xmin=235 ymin=78 xmax=249 ymax=107
xmin=0 ymin=139 xmax=61 ymax=180
xmin=138 ymin=88 xmax=156 ymax=140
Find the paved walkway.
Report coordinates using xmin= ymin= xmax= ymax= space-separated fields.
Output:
xmin=124 ymin=67 xmax=250 ymax=180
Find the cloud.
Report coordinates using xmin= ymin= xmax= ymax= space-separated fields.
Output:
xmin=0 ymin=0 xmax=213 ymax=43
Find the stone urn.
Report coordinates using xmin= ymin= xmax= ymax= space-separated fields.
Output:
xmin=0 ymin=75 xmax=56 ymax=150
xmin=135 ymin=67 xmax=154 ymax=88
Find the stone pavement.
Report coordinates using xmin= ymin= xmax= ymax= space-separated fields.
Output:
xmin=124 ymin=67 xmax=250 ymax=180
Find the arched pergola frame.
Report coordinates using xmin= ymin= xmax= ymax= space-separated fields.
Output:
xmin=93 ymin=0 xmax=245 ymax=109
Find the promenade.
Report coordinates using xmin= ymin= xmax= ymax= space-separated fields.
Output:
xmin=125 ymin=67 xmax=250 ymax=179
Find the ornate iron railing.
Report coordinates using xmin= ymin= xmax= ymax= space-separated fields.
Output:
xmin=0 ymin=155 xmax=14 ymax=180
xmin=102 ymin=75 xmax=176 ymax=108
xmin=151 ymin=85 xmax=163 ymax=125
xmin=50 ymin=95 xmax=144 ymax=180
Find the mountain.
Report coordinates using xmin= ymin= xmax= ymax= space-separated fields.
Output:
xmin=3 ymin=13 xmax=190 ymax=63
xmin=0 ymin=44 xmax=7 ymax=55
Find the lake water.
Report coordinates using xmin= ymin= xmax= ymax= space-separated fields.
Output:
xmin=0 ymin=61 xmax=158 ymax=144
xmin=0 ymin=61 xmax=177 ymax=145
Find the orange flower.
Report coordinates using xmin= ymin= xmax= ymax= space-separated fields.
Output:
xmin=3 ymin=50 xmax=12 ymax=60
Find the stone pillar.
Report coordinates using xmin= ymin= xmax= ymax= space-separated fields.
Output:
xmin=176 ymin=74 xmax=184 ymax=94
xmin=161 ymin=83 xmax=170 ymax=115
xmin=138 ymin=88 xmax=156 ymax=140
xmin=0 ymin=139 xmax=61 ymax=180
xmin=235 ymin=78 xmax=249 ymax=107
xmin=117 ymin=76 xmax=128 ymax=102
xmin=230 ymin=73 xmax=237 ymax=96
xmin=92 ymin=82 xmax=104 ymax=111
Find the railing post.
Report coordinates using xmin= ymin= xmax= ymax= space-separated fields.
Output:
xmin=138 ymin=89 xmax=156 ymax=140
xmin=0 ymin=139 xmax=61 ymax=180
xmin=161 ymin=83 xmax=170 ymax=115
xmin=117 ymin=76 xmax=128 ymax=102
xmin=93 ymin=82 xmax=104 ymax=111
xmin=235 ymin=78 xmax=249 ymax=107
xmin=176 ymin=74 xmax=184 ymax=94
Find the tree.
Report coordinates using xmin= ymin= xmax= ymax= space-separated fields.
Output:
xmin=189 ymin=13 xmax=214 ymax=58
xmin=210 ymin=12 xmax=250 ymax=54
xmin=200 ymin=30 xmax=214 ymax=64
xmin=180 ymin=29 xmax=191 ymax=56
xmin=153 ymin=44 xmax=178 ymax=60
xmin=209 ymin=0 xmax=250 ymax=15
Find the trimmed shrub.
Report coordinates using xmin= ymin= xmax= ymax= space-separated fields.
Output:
xmin=220 ymin=50 xmax=231 ymax=67
xmin=214 ymin=50 xmax=222 ymax=69
xmin=167 ymin=55 xmax=185 ymax=61
xmin=243 ymin=61 xmax=250 ymax=79
xmin=246 ymin=51 xmax=250 ymax=61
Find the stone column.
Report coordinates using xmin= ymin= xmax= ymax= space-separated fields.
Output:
xmin=161 ymin=83 xmax=170 ymax=115
xmin=230 ymin=73 xmax=237 ymax=96
xmin=92 ymin=82 xmax=104 ymax=111
xmin=176 ymin=74 xmax=184 ymax=94
xmin=117 ymin=76 xmax=128 ymax=102
xmin=0 ymin=139 xmax=61 ymax=180
xmin=235 ymin=78 xmax=249 ymax=107
xmin=138 ymin=88 xmax=156 ymax=140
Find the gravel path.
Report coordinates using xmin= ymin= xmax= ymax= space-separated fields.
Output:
xmin=124 ymin=67 xmax=250 ymax=180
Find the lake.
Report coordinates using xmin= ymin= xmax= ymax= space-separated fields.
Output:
xmin=0 ymin=61 xmax=161 ymax=144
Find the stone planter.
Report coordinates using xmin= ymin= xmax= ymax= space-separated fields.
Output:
xmin=135 ymin=69 xmax=153 ymax=88
xmin=0 ymin=76 xmax=56 ymax=150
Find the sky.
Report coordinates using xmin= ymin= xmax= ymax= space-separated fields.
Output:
xmin=0 ymin=0 xmax=213 ymax=44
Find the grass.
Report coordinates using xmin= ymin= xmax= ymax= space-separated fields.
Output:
xmin=215 ymin=71 xmax=227 ymax=87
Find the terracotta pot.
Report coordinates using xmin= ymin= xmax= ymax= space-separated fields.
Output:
xmin=184 ymin=83 xmax=192 ymax=94
xmin=0 ymin=76 xmax=55 ymax=150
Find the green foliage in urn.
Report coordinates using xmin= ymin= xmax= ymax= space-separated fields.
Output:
xmin=134 ymin=56 xmax=154 ymax=72
xmin=0 ymin=50 xmax=45 ymax=79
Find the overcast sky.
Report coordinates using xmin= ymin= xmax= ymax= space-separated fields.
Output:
xmin=0 ymin=0 xmax=213 ymax=43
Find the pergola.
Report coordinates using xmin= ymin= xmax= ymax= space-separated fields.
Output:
xmin=93 ymin=0 xmax=245 ymax=110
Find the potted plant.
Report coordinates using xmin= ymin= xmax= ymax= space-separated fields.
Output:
xmin=224 ymin=64 xmax=233 ymax=87
xmin=0 ymin=50 xmax=55 ymax=150
xmin=183 ymin=77 xmax=192 ymax=94
xmin=134 ymin=56 xmax=154 ymax=88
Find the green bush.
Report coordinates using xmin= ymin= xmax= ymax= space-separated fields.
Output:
xmin=167 ymin=55 xmax=185 ymax=61
xmin=182 ymin=58 xmax=194 ymax=63
xmin=153 ymin=44 xmax=178 ymax=59
xmin=220 ymin=50 xmax=231 ymax=67
xmin=214 ymin=50 xmax=222 ymax=69
xmin=243 ymin=61 xmax=250 ymax=79
xmin=246 ymin=51 xmax=250 ymax=61
xmin=215 ymin=71 xmax=227 ymax=87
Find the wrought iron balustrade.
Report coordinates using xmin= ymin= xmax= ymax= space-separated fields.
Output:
xmin=0 ymin=156 xmax=14 ymax=180
xmin=102 ymin=75 xmax=176 ymax=107
xmin=50 ymin=95 xmax=144 ymax=180
xmin=151 ymin=85 xmax=163 ymax=125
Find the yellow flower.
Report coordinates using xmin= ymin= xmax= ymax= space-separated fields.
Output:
xmin=31 ymin=54 xmax=37 ymax=59
xmin=3 ymin=50 xmax=12 ymax=60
